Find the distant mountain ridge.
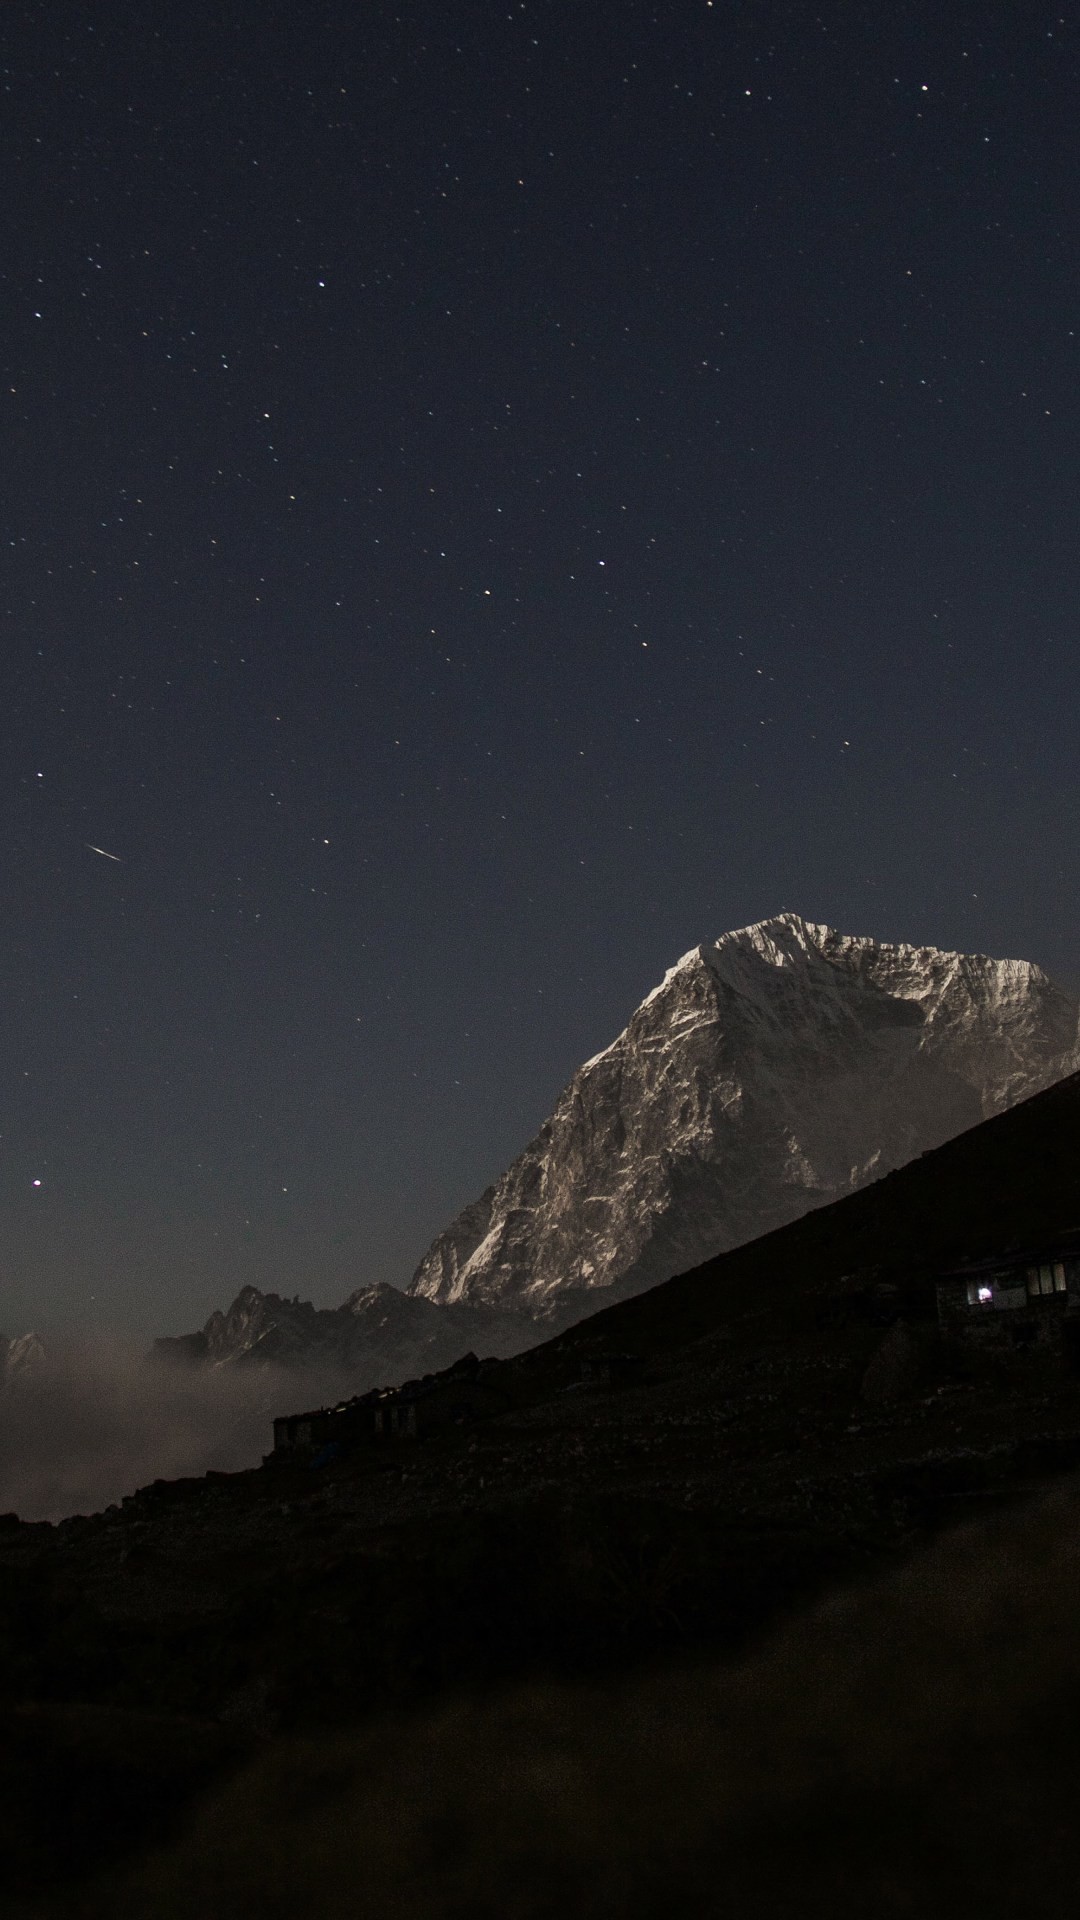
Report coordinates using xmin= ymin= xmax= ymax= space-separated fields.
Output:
xmin=407 ymin=912 xmax=1080 ymax=1316
xmin=150 ymin=1281 xmax=538 ymax=1378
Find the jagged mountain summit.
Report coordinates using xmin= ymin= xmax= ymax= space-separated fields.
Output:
xmin=408 ymin=912 xmax=1080 ymax=1318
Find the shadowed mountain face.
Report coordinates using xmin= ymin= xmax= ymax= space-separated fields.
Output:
xmin=408 ymin=913 xmax=1080 ymax=1315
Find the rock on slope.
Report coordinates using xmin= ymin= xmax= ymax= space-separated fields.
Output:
xmin=408 ymin=912 xmax=1080 ymax=1317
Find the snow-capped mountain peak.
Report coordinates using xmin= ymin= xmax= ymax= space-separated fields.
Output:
xmin=407 ymin=915 xmax=1080 ymax=1316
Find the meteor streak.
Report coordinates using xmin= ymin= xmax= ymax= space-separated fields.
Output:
xmin=85 ymin=844 xmax=123 ymax=862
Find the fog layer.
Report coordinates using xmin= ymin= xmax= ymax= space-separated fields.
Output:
xmin=0 ymin=1339 xmax=356 ymax=1522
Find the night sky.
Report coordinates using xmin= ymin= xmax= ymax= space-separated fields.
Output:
xmin=3 ymin=1 xmax=1079 ymax=1339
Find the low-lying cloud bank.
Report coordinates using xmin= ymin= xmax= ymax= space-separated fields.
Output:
xmin=0 ymin=1339 xmax=357 ymax=1523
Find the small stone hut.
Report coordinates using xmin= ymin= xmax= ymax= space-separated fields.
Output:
xmin=271 ymin=1351 xmax=504 ymax=1458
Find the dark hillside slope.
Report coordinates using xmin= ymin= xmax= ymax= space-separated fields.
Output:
xmin=9 ymin=1068 xmax=1080 ymax=1912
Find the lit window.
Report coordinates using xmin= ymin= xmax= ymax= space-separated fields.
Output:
xmin=1054 ymin=1262 xmax=1067 ymax=1292
xmin=1027 ymin=1268 xmax=1041 ymax=1297
xmin=977 ymin=1285 xmax=993 ymax=1304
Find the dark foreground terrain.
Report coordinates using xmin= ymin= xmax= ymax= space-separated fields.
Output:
xmin=9 ymin=1071 xmax=1080 ymax=1914
xmin=31 ymin=1475 xmax=1080 ymax=1920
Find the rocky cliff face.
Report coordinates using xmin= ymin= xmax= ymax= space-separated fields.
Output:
xmin=408 ymin=913 xmax=1080 ymax=1316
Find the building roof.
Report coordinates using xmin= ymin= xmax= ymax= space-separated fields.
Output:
xmin=937 ymin=1233 xmax=1080 ymax=1284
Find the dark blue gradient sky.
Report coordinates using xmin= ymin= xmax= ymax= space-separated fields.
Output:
xmin=3 ymin=1 xmax=1080 ymax=1336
